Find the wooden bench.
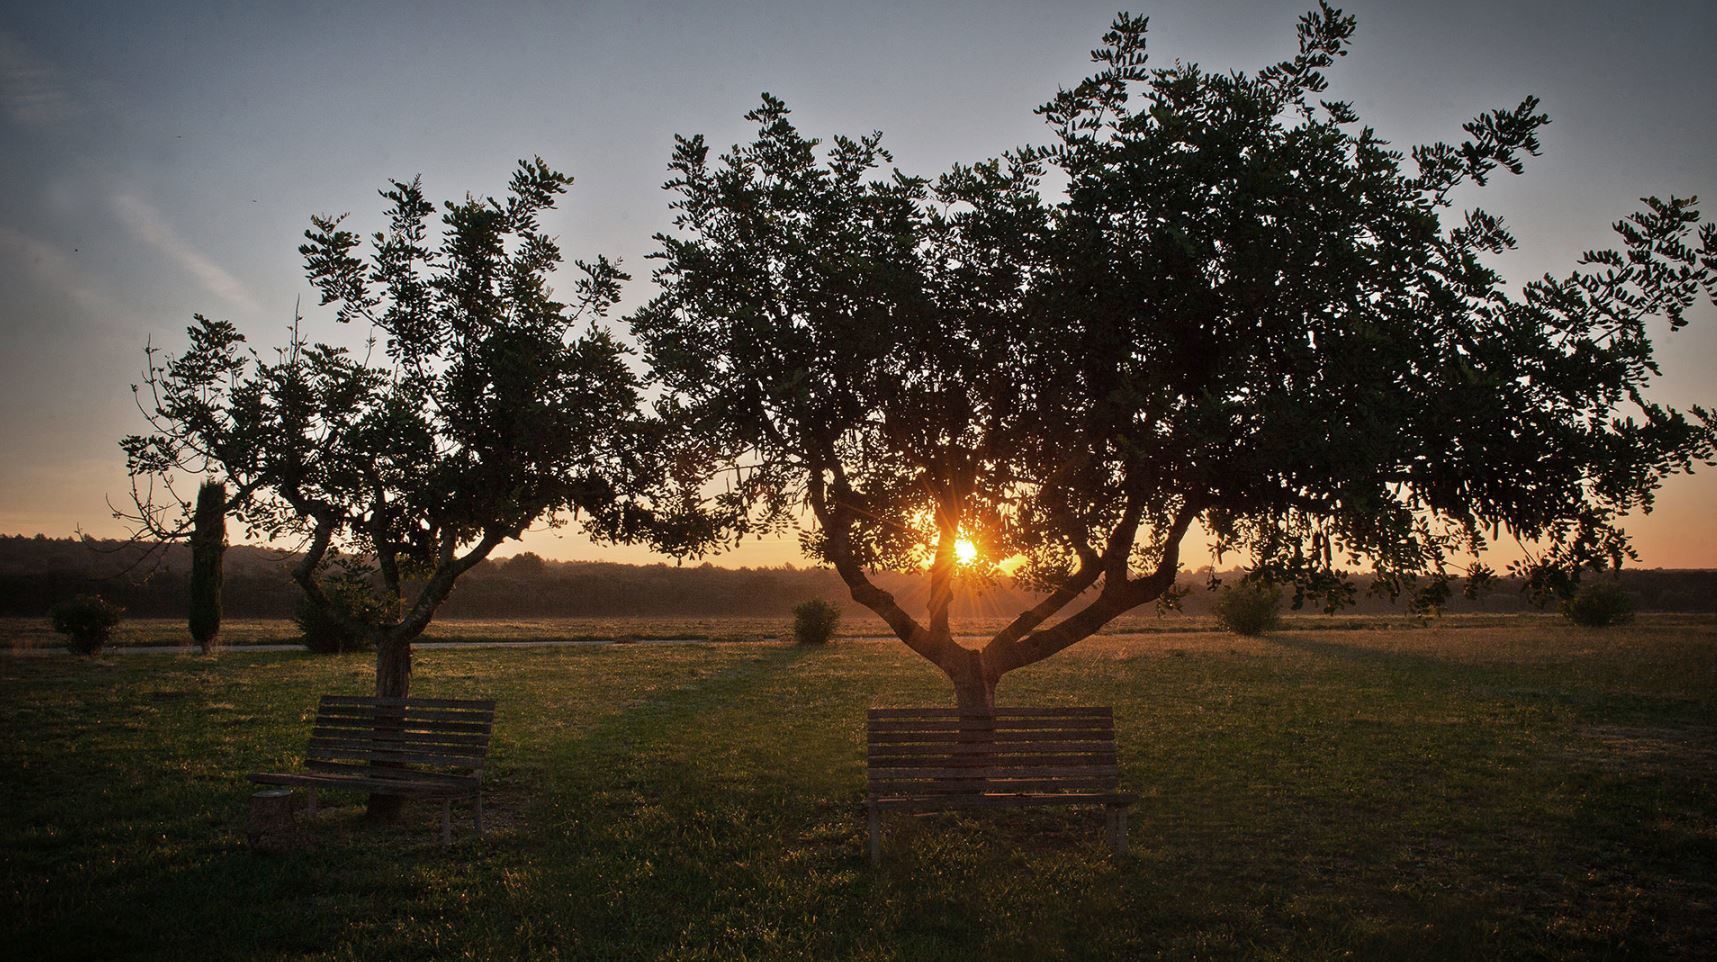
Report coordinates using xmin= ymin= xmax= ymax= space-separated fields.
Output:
xmin=865 ymin=706 xmax=1134 ymax=864
xmin=249 ymin=695 xmax=495 ymax=845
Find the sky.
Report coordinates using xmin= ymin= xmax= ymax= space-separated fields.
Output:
xmin=1 ymin=0 xmax=1714 ymax=570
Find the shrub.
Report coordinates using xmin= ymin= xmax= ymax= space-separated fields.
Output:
xmin=793 ymin=599 xmax=841 ymax=645
xmin=1564 ymin=579 xmax=1636 ymax=627
xmin=293 ymin=581 xmax=383 ymax=654
xmin=51 ymin=594 xmax=124 ymax=655
xmin=295 ymin=595 xmax=364 ymax=653
xmin=1213 ymin=581 xmax=1282 ymax=636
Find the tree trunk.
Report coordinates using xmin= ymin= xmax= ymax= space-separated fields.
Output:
xmin=374 ymin=637 xmax=411 ymax=698
xmin=365 ymin=636 xmax=411 ymax=821
xmin=946 ymin=649 xmax=998 ymax=711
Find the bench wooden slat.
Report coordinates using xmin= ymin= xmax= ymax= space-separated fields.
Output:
xmin=252 ymin=694 xmax=495 ymax=844
xmin=872 ymin=791 xmax=1136 ymax=812
xmin=869 ymin=718 xmax=1113 ymax=733
xmin=303 ymin=759 xmax=479 ymax=786
xmin=872 ymin=781 xmax=1122 ymax=797
xmin=869 ymin=750 xmax=1116 ymax=765
xmin=314 ymin=715 xmax=493 ymax=735
xmin=869 ymin=732 xmax=1114 ymax=747
xmin=868 ymin=707 xmax=1111 ymax=719
xmin=315 ymin=703 xmax=494 ymax=719
xmin=321 ymin=694 xmax=495 ymax=710
xmin=309 ymin=727 xmax=491 ymax=748
xmin=249 ymin=772 xmax=473 ymax=796
xmin=305 ymin=743 xmax=487 ymax=769
xmin=864 ymin=704 xmax=1132 ymax=863
xmin=315 ymin=706 xmax=494 ymax=724
xmin=871 ymin=764 xmax=1119 ymax=779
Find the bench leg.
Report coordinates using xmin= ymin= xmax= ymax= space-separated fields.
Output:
xmin=867 ymin=804 xmax=881 ymax=866
xmin=441 ymin=799 xmax=452 ymax=847
xmin=1107 ymin=805 xmax=1128 ymax=858
xmin=306 ymin=787 xmax=317 ymax=816
xmin=473 ymin=792 xmax=484 ymax=837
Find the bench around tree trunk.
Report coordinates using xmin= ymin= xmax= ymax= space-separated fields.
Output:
xmin=249 ymin=694 xmax=495 ymax=846
xmin=865 ymin=706 xmax=1135 ymax=865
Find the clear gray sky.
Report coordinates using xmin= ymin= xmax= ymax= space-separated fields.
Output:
xmin=2 ymin=0 xmax=1714 ymax=567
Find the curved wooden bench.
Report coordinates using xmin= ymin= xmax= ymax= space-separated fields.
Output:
xmin=865 ymin=706 xmax=1134 ymax=864
xmin=249 ymin=694 xmax=494 ymax=845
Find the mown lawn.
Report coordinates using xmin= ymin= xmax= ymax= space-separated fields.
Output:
xmin=2 ymin=619 xmax=1714 ymax=960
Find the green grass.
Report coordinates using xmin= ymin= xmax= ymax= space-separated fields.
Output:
xmin=3 ymin=618 xmax=1715 ymax=960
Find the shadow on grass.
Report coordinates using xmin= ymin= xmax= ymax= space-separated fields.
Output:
xmin=1267 ymin=630 xmax=1713 ymax=726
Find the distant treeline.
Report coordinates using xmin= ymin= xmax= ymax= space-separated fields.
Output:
xmin=2 ymin=534 xmax=1713 ymax=619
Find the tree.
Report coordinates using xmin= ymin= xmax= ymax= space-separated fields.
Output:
xmin=631 ymin=6 xmax=1716 ymax=708
xmin=188 ymin=479 xmax=225 ymax=654
xmin=124 ymin=159 xmax=707 ymax=756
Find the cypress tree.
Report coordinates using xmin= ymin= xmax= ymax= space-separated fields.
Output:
xmin=189 ymin=480 xmax=226 ymax=653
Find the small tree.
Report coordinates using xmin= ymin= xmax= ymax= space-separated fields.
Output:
xmin=52 ymin=594 xmax=124 ymax=655
xmin=123 ymin=160 xmax=709 ymax=816
xmin=188 ymin=479 xmax=225 ymax=653
xmin=633 ymin=7 xmax=1716 ymax=707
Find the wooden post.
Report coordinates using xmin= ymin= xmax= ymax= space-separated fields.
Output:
xmin=867 ymin=804 xmax=881 ymax=866
xmin=247 ymin=788 xmax=300 ymax=851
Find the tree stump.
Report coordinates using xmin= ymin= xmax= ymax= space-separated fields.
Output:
xmin=246 ymin=788 xmax=301 ymax=851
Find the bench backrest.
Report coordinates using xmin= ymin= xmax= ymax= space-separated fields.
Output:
xmin=307 ymin=695 xmax=495 ymax=786
xmin=867 ymin=707 xmax=1119 ymax=799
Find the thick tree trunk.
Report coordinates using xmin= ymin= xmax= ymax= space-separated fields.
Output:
xmin=365 ymin=636 xmax=411 ymax=821
xmin=946 ymin=649 xmax=999 ymax=711
xmin=374 ymin=637 xmax=411 ymax=698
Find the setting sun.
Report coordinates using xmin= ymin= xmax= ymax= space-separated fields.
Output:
xmin=954 ymin=538 xmax=979 ymax=565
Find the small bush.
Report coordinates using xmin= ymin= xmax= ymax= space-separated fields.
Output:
xmin=1564 ymin=580 xmax=1636 ymax=627
xmin=51 ymin=594 xmax=124 ymax=655
xmin=1213 ymin=581 xmax=1282 ymax=636
xmin=793 ymin=599 xmax=842 ymax=645
xmin=294 ymin=589 xmax=378 ymax=654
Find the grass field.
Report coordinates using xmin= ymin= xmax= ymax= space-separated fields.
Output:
xmin=14 ymin=611 xmax=1710 ymax=650
xmin=3 ymin=617 xmax=1715 ymax=960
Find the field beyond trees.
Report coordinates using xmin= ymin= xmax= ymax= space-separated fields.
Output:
xmin=4 ymin=618 xmax=1715 ymax=960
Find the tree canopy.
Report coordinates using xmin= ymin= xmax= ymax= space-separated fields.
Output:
xmin=631 ymin=5 xmax=1717 ymax=706
xmin=124 ymin=159 xmax=704 ymax=699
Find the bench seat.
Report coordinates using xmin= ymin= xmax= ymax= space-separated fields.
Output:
xmin=249 ymin=694 xmax=495 ymax=845
xmin=865 ymin=706 xmax=1133 ymax=863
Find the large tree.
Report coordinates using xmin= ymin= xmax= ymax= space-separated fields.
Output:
xmin=631 ymin=6 xmax=1716 ymax=708
xmin=124 ymin=160 xmax=707 ymax=704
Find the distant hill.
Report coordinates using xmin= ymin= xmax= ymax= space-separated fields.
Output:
xmin=1 ymin=534 xmax=1712 ymax=619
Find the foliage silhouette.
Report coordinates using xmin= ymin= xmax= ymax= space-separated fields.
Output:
xmin=122 ymin=161 xmax=710 ymax=732
xmin=632 ymin=6 xmax=1717 ymax=706
xmin=1213 ymin=582 xmax=1284 ymax=637
xmin=792 ymin=599 xmax=842 ymax=645
xmin=1563 ymin=580 xmax=1636 ymax=627
xmin=52 ymin=594 xmax=124 ymax=655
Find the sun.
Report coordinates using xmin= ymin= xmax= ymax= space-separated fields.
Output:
xmin=954 ymin=538 xmax=979 ymax=566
